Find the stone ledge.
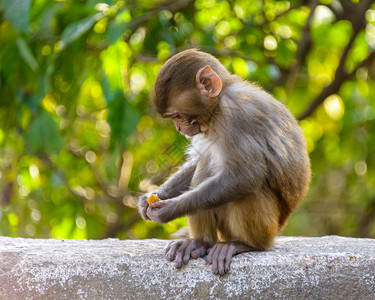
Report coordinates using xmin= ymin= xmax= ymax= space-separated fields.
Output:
xmin=0 ymin=236 xmax=374 ymax=299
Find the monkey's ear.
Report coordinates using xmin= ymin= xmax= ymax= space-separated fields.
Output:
xmin=195 ymin=66 xmax=222 ymax=98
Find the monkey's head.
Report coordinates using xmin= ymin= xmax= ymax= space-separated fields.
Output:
xmin=152 ymin=49 xmax=231 ymax=136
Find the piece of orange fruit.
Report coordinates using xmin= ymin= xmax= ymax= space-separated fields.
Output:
xmin=147 ymin=194 xmax=160 ymax=206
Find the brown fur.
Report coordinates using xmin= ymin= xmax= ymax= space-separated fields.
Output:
xmin=142 ymin=49 xmax=311 ymax=251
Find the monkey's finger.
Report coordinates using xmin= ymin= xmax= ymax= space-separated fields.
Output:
xmin=211 ymin=243 xmax=224 ymax=275
xmin=141 ymin=205 xmax=150 ymax=220
xmin=175 ymin=240 xmax=189 ymax=268
xmin=146 ymin=206 xmax=152 ymax=218
xmin=206 ymin=244 xmax=218 ymax=264
xmin=146 ymin=206 xmax=163 ymax=223
xmin=150 ymin=201 xmax=166 ymax=208
xmin=165 ymin=241 xmax=181 ymax=261
xmin=191 ymin=246 xmax=206 ymax=259
xmin=211 ymin=245 xmax=222 ymax=275
xmin=224 ymin=244 xmax=237 ymax=273
xmin=206 ymin=247 xmax=213 ymax=264
xmin=182 ymin=240 xmax=198 ymax=264
xmin=165 ymin=241 xmax=176 ymax=254
xmin=218 ymin=244 xmax=229 ymax=275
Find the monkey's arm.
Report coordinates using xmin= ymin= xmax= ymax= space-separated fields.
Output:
xmin=138 ymin=160 xmax=196 ymax=220
xmin=147 ymin=167 xmax=264 ymax=223
xmin=157 ymin=160 xmax=197 ymax=198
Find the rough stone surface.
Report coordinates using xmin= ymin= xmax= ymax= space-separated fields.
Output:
xmin=0 ymin=236 xmax=374 ymax=300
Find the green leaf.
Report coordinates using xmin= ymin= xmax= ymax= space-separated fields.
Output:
xmin=25 ymin=111 xmax=64 ymax=154
xmin=2 ymin=0 xmax=31 ymax=33
xmin=59 ymin=13 xmax=103 ymax=50
xmin=107 ymin=19 xmax=128 ymax=44
xmin=107 ymin=91 xmax=140 ymax=149
xmin=16 ymin=37 xmax=38 ymax=72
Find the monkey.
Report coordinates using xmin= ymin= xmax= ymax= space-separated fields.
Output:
xmin=138 ymin=49 xmax=311 ymax=275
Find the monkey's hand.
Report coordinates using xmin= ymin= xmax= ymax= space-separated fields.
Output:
xmin=138 ymin=190 xmax=167 ymax=220
xmin=146 ymin=199 xmax=178 ymax=223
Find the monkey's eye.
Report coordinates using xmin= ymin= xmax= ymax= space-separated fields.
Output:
xmin=174 ymin=115 xmax=182 ymax=119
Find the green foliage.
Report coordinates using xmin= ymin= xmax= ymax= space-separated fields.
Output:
xmin=107 ymin=91 xmax=140 ymax=149
xmin=0 ymin=0 xmax=375 ymax=240
xmin=3 ymin=0 xmax=31 ymax=33
xmin=25 ymin=111 xmax=64 ymax=154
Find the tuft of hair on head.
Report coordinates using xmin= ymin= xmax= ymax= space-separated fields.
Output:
xmin=152 ymin=49 xmax=231 ymax=114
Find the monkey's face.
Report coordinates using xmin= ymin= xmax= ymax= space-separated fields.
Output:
xmin=162 ymin=88 xmax=207 ymax=136
xmin=156 ymin=64 xmax=223 ymax=136
xmin=165 ymin=112 xmax=201 ymax=136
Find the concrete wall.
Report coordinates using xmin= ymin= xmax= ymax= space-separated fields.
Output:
xmin=0 ymin=236 xmax=374 ymax=299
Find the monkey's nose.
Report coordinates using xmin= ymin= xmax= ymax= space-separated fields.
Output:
xmin=173 ymin=122 xmax=180 ymax=131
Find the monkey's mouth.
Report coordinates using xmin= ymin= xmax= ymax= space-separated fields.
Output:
xmin=184 ymin=125 xmax=201 ymax=136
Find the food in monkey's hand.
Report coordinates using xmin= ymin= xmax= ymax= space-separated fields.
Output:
xmin=147 ymin=194 xmax=161 ymax=206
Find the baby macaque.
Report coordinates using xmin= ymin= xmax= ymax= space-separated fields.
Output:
xmin=138 ymin=49 xmax=310 ymax=275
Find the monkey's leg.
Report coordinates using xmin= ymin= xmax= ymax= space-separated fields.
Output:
xmin=165 ymin=210 xmax=217 ymax=269
xmin=208 ymin=194 xmax=280 ymax=275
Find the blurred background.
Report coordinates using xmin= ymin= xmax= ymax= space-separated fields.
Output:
xmin=0 ymin=0 xmax=374 ymax=240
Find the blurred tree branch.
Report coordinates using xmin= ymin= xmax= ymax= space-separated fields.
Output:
xmin=297 ymin=0 xmax=374 ymax=120
xmin=285 ymin=0 xmax=318 ymax=94
xmin=260 ymin=0 xmax=309 ymax=28
xmin=125 ymin=0 xmax=194 ymax=42
xmin=41 ymin=155 xmax=88 ymax=203
xmin=298 ymin=51 xmax=375 ymax=120
xmin=104 ymin=213 xmax=140 ymax=238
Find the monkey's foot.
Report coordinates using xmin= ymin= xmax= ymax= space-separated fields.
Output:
xmin=165 ymin=239 xmax=208 ymax=269
xmin=207 ymin=241 xmax=252 ymax=275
